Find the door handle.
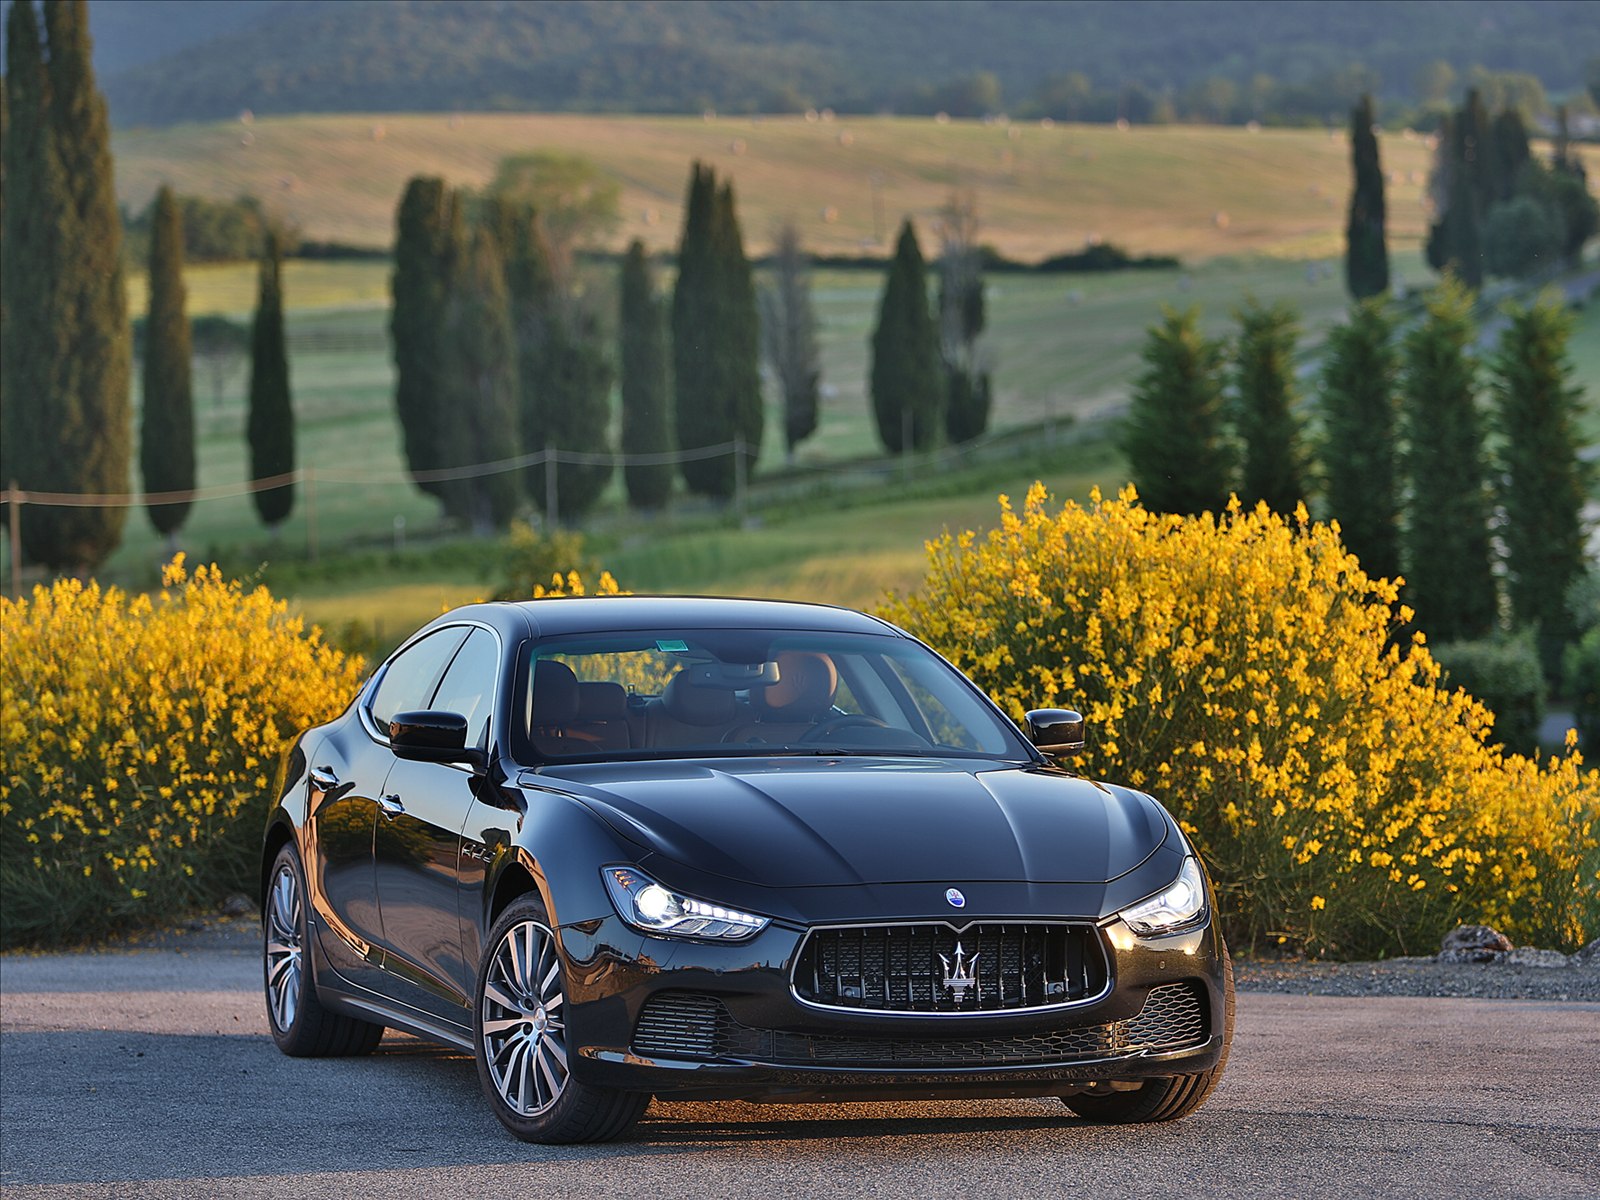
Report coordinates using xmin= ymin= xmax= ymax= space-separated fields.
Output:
xmin=310 ymin=766 xmax=340 ymax=790
xmin=379 ymin=793 xmax=405 ymax=820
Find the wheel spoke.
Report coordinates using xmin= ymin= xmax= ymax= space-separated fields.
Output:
xmin=481 ymin=1016 xmax=525 ymax=1036
xmin=483 ymin=981 xmax=522 ymax=1015
xmin=541 ymin=1034 xmax=568 ymax=1071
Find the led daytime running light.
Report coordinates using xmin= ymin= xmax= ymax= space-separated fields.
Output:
xmin=1118 ymin=856 xmax=1207 ymax=936
xmin=603 ymin=866 xmax=770 ymax=941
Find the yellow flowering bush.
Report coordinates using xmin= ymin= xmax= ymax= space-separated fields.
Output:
xmin=0 ymin=558 xmax=366 ymax=947
xmin=881 ymin=485 xmax=1599 ymax=958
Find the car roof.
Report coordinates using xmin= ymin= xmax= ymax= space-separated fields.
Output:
xmin=434 ymin=595 xmax=903 ymax=640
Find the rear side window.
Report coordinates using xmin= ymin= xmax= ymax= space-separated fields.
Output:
xmin=370 ymin=628 xmax=470 ymax=729
xmin=429 ymin=628 xmax=500 ymax=748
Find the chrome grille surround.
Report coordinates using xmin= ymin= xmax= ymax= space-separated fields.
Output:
xmin=632 ymin=982 xmax=1209 ymax=1067
xmin=790 ymin=920 xmax=1111 ymax=1016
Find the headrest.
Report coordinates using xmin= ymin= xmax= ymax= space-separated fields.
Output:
xmin=756 ymin=651 xmax=838 ymax=718
xmin=530 ymin=659 xmax=580 ymax=723
xmin=661 ymin=669 xmax=738 ymax=726
xmin=577 ymin=680 xmax=628 ymax=721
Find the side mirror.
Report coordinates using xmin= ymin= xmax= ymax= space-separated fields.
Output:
xmin=390 ymin=710 xmax=481 ymax=765
xmin=1024 ymin=708 xmax=1086 ymax=755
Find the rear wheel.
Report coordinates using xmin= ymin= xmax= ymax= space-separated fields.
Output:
xmin=1063 ymin=946 xmax=1234 ymax=1124
xmin=264 ymin=844 xmax=384 ymax=1056
xmin=474 ymin=894 xmax=649 ymax=1143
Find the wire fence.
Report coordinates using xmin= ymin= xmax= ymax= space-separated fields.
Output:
xmin=2 ymin=412 xmax=1102 ymax=597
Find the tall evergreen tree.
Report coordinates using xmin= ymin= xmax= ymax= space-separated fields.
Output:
xmin=1425 ymin=91 xmax=1490 ymax=289
xmin=1319 ymin=299 xmax=1401 ymax=581
xmin=1121 ymin=306 xmax=1231 ymax=516
xmin=713 ymin=180 xmax=763 ymax=488
xmin=1401 ymin=279 xmax=1496 ymax=643
xmin=938 ymin=194 xmax=992 ymax=444
xmin=492 ymin=197 xmax=612 ymax=521
xmin=1492 ymin=298 xmax=1591 ymax=675
xmin=1488 ymin=108 xmax=1531 ymax=206
xmin=870 ymin=219 xmax=945 ymax=454
xmin=620 ymin=239 xmax=673 ymax=508
xmin=247 ymin=229 xmax=294 ymax=530
xmin=6 ymin=0 xmax=131 ymax=570
xmin=1232 ymin=300 xmax=1308 ymax=513
xmin=441 ymin=222 xmax=522 ymax=533
xmin=390 ymin=176 xmax=456 ymax=501
xmin=759 ymin=221 xmax=821 ymax=460
xmin=1344 ymin=94 xmax=1389 ymax=300
xmin=670 ymin=163 xmax=761 ymax=498
xmin=140 ymin=184 xmax=195 ymax=547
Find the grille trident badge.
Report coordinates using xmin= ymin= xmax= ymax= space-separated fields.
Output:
xmin=939 ymin=941 xmax=980 ymax=1003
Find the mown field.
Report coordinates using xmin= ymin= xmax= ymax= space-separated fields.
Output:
xmin=114 ymin=114 xmax=1445 ymax=262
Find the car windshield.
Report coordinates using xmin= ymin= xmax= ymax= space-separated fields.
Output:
xmin=516 ymin=629 xmax=1032 ymax=763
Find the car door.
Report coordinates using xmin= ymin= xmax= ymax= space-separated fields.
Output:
xmin=373 ymin=625 xmax=501 ymax=1024
xmin=311 ymin=627 xmax=469 ymax=993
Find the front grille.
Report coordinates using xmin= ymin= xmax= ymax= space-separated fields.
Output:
xmin=632 ymin=983 xmax=1208 ymax=1068
xmin=792 ymin=922 xmax=1107 ymax=1014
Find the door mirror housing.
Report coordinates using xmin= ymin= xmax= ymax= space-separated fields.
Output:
xmin=390 ymin=710 xmax=483 ymax=766
xmin=1024 ymin=708 xmax=1086 ymax=755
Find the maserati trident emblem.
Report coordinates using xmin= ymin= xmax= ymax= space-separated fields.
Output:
xmin=939 ymin=941 xmax=980 ymax=1003
xmin=945 ymin=887 xmax=966 ymax=908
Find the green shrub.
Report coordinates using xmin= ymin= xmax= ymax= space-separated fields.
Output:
xmin=1432 ymin=635 xmax=1546 ymax=756
xmin=1568 ymin=628 xmax=1600 ymax=753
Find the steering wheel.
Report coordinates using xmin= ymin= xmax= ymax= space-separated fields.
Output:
xmin=798 ymin=714 xmax=892 ymax=743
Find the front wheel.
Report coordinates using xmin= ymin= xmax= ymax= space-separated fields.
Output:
xmin=263 ymin=844 xmax=384 ymax=1057
xmin=474 ymin=895 xmax=649 ymax=1143
xmin=1063 ymin=947 xmax=1234 ymax=1124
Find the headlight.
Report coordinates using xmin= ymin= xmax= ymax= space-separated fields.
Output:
xmin=602 ymin=866 xmax=770 ymax=941
xmin=1117 ymin=857 xmax=1207 ymax=936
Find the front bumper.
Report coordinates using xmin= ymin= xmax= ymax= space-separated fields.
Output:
xmin=555 ymin=910 xmax=1228 ymax=1102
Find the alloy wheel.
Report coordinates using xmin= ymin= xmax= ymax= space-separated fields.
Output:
xmin=481 ymin=919 xmax=570 ymax=1117
xmin=265 ymin=862 xmax=303 ymax=1032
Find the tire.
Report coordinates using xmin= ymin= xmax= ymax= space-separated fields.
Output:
xmin=474 ymin=894 xmax=650 ymax=1143
xmin=263 ymin=844 xmax=385 ymax=1057
xmin=1063 ymin=945 xmax=1235 ymax=1124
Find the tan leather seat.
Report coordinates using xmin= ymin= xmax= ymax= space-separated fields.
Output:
xmin=725 ymin=651 xmax=838 ymax=744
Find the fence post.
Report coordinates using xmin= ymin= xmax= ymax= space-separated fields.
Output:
xmin=545 ymin=442 xmax=559 ymax=530
xmin=734 ymin=436 xmax=747 ymax=525
xmin=6 ymin=482 xmax=20 ymax=600
xmin=304 ymin=467 xmax=319 ymax=561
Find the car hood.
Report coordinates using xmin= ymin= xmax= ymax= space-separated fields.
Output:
xmin=535 ymin=756 xmax=1168 ymax=888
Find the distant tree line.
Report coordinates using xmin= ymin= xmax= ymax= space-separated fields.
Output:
xmin=121 ymin=192 xmax=298 ymax=266
xmin=1121 ymin=283 xmax=1593 ymax=753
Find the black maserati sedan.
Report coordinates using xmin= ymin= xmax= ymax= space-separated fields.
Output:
xmin=262 ymin=596 xmax=1232 ymax=1142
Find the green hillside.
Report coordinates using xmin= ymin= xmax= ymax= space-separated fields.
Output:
xmin=114 ymin=115 xmax=1446 ymax=261
xmin=92 ymin=0 xmax=1600 ymax=129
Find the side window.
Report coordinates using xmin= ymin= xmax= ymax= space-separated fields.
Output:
xmin=369 ymin=628 xmax=470 ymax=730
xmin=429 ymin=628 xmax=499 ymax=748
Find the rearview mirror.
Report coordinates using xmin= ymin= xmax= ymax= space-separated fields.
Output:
xmin=390 ymin=710 xmax=482 ymax=766
xmin=1024 ymin=708 xmax=1086 ymax=755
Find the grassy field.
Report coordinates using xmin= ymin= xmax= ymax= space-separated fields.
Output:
xmin=114 ymin=114 xmax=1448 ymax=262
xmin=107 ymin=250 xmax=1462 ymax=593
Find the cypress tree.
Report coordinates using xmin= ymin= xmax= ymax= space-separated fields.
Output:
xmin=1319 ymin=299 xmax=1401 ymax=581
xmin=939 ymin=206 xmax=991 ymax=444
xmin=441 ymin=222 xmax=522 ymax=533
xmin=11 ymin=0 xmax=131 ymax=571
xmin=140 ymin=184 xmax=195 ymax=547
xmin=671 ymin=162 xmax=724 ymax=496
xmin=246 ymin=230 xmax=295 ymax=530
xmin=1121 ymin=306 xmax=1231 ymax=516
xmin=1492 ymin=298 xmax=1590 ymax=675
xmin=869 ymin=219 xmax=944 ymax=454
xmin=1425 ymin=92 xmax=1490 ymax=289
xmin=759 ymin=221 xmax=821 ymax=461
xmin=1344 ymin=94 xmax=1389 ymax=300
xmin=713 ymin=180 xmax=763 ymax=487
xmin=620 ymin=239 xmax=674 ymax=508
xmin=390 ymin=176 xmax=456 ymax=501
xmin=493 ymin=197 xmax=612 ymax=521
xmin=1401 ymin=279 xmax=1496 ymax=644
xmin=1232 ymin=300 xmax=1308 ymax=514
xmin=1488 ymin=109 xmax=1531 ymax=206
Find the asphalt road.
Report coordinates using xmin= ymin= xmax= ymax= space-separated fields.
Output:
xmin=2 ymin=932 xmax=1597 ymax=1200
